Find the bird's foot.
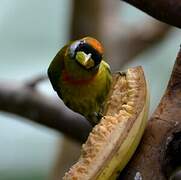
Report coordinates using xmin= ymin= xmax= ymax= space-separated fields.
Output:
xmin=87 ymin=112 xmax=103 ymax=126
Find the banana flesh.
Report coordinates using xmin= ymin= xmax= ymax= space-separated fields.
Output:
xmin=63 ymin=66 xmax=149 ymax=180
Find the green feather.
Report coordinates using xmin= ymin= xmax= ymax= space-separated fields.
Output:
xmin=59 ymin=60 xmax=112 ymax=125
xmin=47 ymin=45 xmax=68 ymax=98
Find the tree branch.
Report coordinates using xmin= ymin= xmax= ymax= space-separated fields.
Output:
xmin=0 ymin=80 xmax=92 ymax=142
xmin=25 ymin=74 xmax=48 ymax=89
xmin=122 ymin=0 xmax=181 ymax=28
xmin=119 ymin=46 xmax=181 ymax=179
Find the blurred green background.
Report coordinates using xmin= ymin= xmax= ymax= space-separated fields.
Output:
xmin=0 ymin=0 xmax=180 ymax=180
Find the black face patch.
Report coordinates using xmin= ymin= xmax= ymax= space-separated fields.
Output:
xmin=69 ymin=40 xmax=102 ymax=67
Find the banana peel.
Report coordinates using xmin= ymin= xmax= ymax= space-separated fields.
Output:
xmin=63 ymin=66 xmax=149 ymax=180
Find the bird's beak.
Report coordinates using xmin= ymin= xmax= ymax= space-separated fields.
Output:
xmin=75 ymin=51 xmax=95 ymax=69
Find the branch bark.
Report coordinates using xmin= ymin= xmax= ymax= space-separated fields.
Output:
xmin=0 ymin=81 xmax=92 ymax=142
xmin=25 ymin=74 xmax=48 ymax=88
xmin=119 ymin=46 xmax=181 ymax=179
xmin=122 ymin=0 xmax=181 ymax=28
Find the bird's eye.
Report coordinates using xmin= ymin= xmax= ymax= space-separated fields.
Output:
xmin=69 ymin=40 xmax=102 ymax=67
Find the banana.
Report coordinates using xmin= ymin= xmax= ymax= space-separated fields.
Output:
xmin=63 ymin=66 xmax=149 ymax=180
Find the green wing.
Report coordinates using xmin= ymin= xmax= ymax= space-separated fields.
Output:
xmin=47 ymin=45 xmax=68 ymax=98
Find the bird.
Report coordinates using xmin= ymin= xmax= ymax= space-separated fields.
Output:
xmin=48 ymin=37 xmax=112 ymax=126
